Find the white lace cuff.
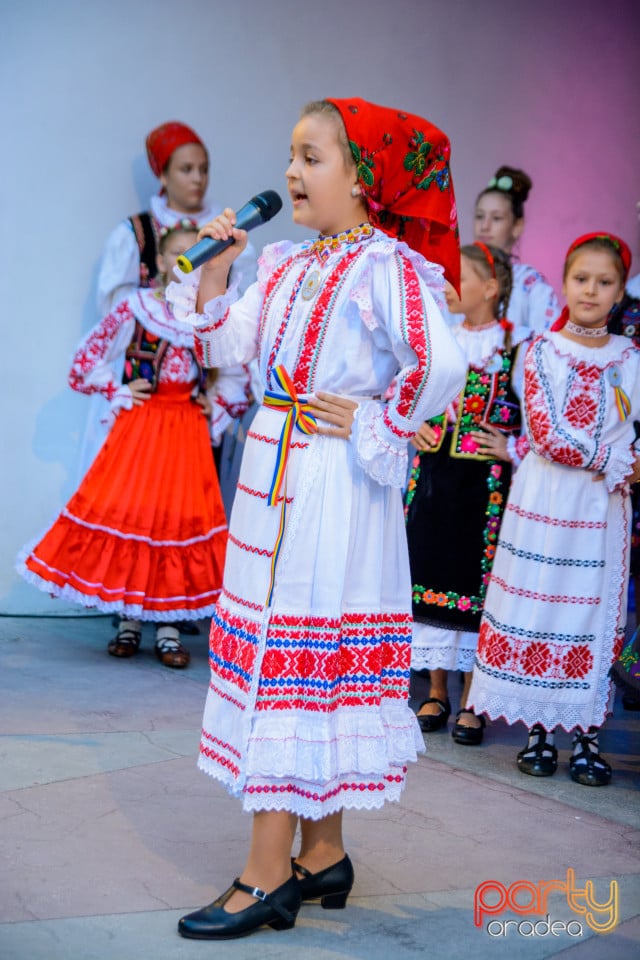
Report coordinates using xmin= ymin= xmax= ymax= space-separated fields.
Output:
xmin=101 ymin=384 xmax=134 ymax=429
xmin=165 ymin=268 xmax=202 ymax=324
xmin=604 ymin=444 xmax=635 ymax=493
xmin=351 ymin=401 xmax=408 ymax=487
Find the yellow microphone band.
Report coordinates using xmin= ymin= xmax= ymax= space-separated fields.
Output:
xmin=176 ymin=255 xmax=194 ymax=274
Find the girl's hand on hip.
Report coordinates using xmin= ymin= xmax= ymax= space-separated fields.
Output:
xmin=128 ymin=378 xmax=152 ymax=405
xmin=411 ymin=422 xmax=441 ymax=451
xmin=194 ymin=392 xmax=213 ymax=419
xmin=469 ymin=424 xmax=510 ymax=461
xmin=308 ymin=393 xmax=358 ymax=438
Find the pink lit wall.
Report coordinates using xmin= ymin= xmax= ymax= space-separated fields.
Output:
xmin=2 ymin=0 xmax=639 ymax=612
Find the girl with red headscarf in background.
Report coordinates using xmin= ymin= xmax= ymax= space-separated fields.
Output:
xmin=166 ymin=97 xmax=466 ymax=940
xmin=469 ymin=234 xmax=640 ymax=787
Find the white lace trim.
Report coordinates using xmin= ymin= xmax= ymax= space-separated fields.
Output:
xmin=129 ymin=288 xmax=200 ymax=347
xmin=15 ymin=552 xmax=218 ymax=622
xmin=604 ymin=444 xmax=635 ymax=493
xmin=165 ymin=267 xmax=202 ymax=324
xmin=351 ymin=401 xmax=407 ymax=488
xmin=411 ymin=644 xmax=477 ymax=672
xmin=197 ymin=703 xmax=424 ymax=818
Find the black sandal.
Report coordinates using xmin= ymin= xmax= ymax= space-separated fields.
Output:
xmin=416 ymin=697 xmax=451 ymax=732
xmin=569 ymin=730 xmax=612 ymax=786
xmin=517 ymin=723 xmax=558 ymax=777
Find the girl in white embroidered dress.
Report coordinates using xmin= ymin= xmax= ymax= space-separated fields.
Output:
xmin=468 ymin=233 xmax=640 ymax=787
xmin=167 ymin=98 xmax=466 ymax=940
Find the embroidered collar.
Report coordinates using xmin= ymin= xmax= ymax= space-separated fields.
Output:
xmin=308 ymin=222 xmax=374 ymax=264
xmin=130 ymin=288 xmax=197 ymax=347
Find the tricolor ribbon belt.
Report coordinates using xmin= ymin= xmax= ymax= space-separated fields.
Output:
xmin=262 ymin=365 xmax=318 ymax=605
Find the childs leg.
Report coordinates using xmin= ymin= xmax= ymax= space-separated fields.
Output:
xmin=296 ymin=811 xmax=345 ymax=873
xmin=294 ymin=812 xmax=354 ymax=909
xmin=227 ymin=810 xmax=298 ymax=911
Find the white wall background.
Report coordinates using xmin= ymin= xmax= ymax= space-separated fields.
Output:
xmin=2 ymin=0 xmax=639 ymax=613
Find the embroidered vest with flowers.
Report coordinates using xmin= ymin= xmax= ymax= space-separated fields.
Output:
xmin=421 ymin=346 xmax=522 ymax=459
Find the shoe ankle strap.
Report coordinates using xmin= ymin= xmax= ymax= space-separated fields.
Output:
xmin=232 ymin=878 xmax=295 ymax=924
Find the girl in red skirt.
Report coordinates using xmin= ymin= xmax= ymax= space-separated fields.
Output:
xmin=18 ymin=223 xmax=249 ymax=667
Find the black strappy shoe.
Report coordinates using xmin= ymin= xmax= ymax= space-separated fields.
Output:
xmin=517 ymin=723 xmax=558 ymax=777
xmin=178 ymin=875 xmax=301 ymax=940
xmin=569 ymin=730 xmax=612 ymax=786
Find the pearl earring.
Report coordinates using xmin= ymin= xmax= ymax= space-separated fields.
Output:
xmin=351 ymin=185 xmax=360 ymax=198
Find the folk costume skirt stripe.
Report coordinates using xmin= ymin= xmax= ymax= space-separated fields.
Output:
xmin=19 ymin=382 xmax=227 ymax=620
xmin=198 ymin=403 xmax=424 ymax=820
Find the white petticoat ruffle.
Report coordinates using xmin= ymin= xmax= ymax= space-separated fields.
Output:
xmin=198 ymin=700 xmax=425 ymax=820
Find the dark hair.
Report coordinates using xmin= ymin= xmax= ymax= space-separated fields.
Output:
xmin=461 ymin=243 xmax=514 ymax=349
xmin=563 ymin=236 xmax=627 ymax=283
xmin=299 ymin=100 xmax=354 ymax=168
xmin=477 ymin=166 xmax=532 ymax=220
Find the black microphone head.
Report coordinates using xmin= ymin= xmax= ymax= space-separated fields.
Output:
xmin=252 ymin=190 xmax=283 ymax=222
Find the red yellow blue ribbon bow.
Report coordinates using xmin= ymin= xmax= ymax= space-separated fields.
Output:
xmin=263 ymin=366 xmax=318 ymax=506
xmin=262 ymin=365 xmax=318 ymax=605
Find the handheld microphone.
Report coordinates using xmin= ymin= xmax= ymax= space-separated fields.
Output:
xmin=176 ymin=189 xmax=283 ymax=273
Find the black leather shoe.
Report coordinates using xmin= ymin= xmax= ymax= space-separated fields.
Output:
xmin=178 ymin=875 xmax=301 ymax=940
xmin=416 ymin=697 xmax=451 ymax=732
xmin=292 ymin=853 xmax=354 ymax=909
xmin=451 ymin=709 xmax=486 ymax=746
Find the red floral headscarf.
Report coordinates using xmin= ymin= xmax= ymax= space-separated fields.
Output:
xmin=145 ymin=121 xmax=207 ymax=178
xmin=550 ymin=232 xmax=632 ymax=331
xmin=327 ymin=97 xmax=460 ymax=291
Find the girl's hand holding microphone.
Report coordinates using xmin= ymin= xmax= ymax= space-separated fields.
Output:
xmin=196 ymin=209 xmax=248 ymax=309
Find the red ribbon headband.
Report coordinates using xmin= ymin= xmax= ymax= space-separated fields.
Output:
xmin=473 ymin=241 xmax=496 ymax=279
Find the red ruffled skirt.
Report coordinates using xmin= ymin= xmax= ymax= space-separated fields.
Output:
xmin=19 ymin=382 xmax=227 ymax=620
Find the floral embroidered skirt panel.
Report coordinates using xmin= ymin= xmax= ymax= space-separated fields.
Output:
xmin=198 ymin=405 xmax=424 ymax=820
xmin=468 ymin=451 xmax=629 ymax=732
xmin=19 ymin=382 xmax=227 ymax=619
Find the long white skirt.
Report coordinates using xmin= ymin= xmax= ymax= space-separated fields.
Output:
xmin=197 ymin=405 xmax=424 ymax=819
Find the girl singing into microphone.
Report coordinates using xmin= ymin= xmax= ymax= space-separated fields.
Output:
xmin=166 ymin=98 xmax=466 ymax=940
